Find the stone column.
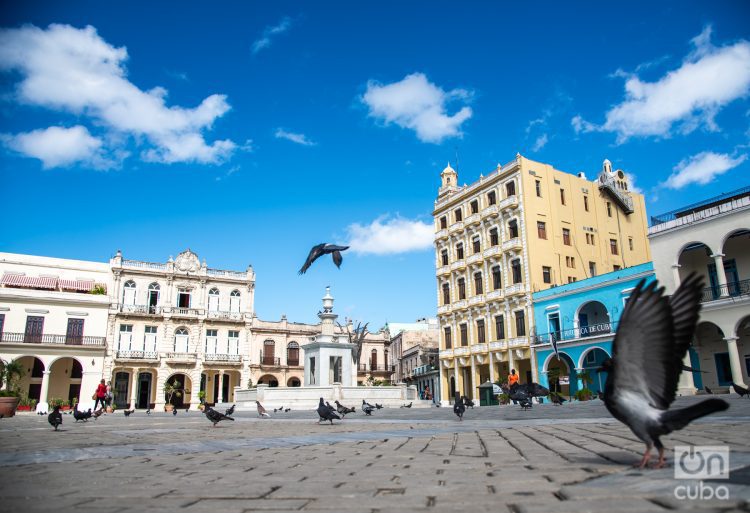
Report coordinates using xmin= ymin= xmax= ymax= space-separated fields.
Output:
xmin=453 ymin=358 xmax=459 ymax=402
xmin=37 ymin=370 xmax=51 ymax=412
xmin=130 ymin=368 xmax=140 ymax=409
xmin=711 ymin=254 xmax=729 ymax=296
xmin=726 ymin=337 xmax=747 ymax=388
xmin=217 ymin=370 xmax=225 ymax=403
xmin=470 ymin=353 xmax=477 ymax=402
xmin=671 ymin=264 xmax=682 ymax=290
xmin=677 ymin=353 xmax=696 ymax=396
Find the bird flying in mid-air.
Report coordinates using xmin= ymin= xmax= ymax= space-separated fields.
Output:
xmin=600 ymin=274 xmax=729 ymax=469
xmin=298 ymin=243 xmax=349 ymax=274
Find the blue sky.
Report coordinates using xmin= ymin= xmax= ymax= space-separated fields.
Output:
xmin=1 ymin=2 xmax=749 ymax=326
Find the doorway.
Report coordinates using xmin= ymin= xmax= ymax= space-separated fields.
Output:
xmin=114 ymin=372 xmax=130 ymax=408
xmin=137 ymin=372 xmax=152 ymax=409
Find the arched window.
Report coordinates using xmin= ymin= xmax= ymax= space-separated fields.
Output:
xmin=287 ymin=341 xmax=300 ymax=366
xmin=370 ymin=349 xmax=378 ymax=371
xmin=147 ymin=283 xmax=160 ymax=313
xmin=174 ymin=327 xmax=189 ymax=353
xmin=208 ymin=288 xmax=220 ymax=312
xmin=230 ymin=290 xmax=241 ymax=313
xmin=263 ymin=340 xmax=275 ymax=365
xmin=123 ymin=280 xmax=136 ymax=306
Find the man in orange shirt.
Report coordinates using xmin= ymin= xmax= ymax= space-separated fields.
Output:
xmin=508 ymin=369 xmax=519 ymax=387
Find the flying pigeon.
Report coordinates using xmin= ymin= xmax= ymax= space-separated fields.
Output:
xmin=733 ymin=382 xmax=749 ymax=398
xmin=505 ymin=382 xmax=550 ymax=408
xmin=203 ymin=405 xmax=235 ymax=427
xmin=317 ymin=398 xmax=340 ymax=424
xmin=225 ymin=404 xmax=235 ymax=416
xmin=600 ymin=274 xmax=729 ymax=468
xmin=48 ymin=406 xmax=62 ymax=431
xmin=256 ymin=401 xmax=270 ymax=417
xmin=298 ymin=243 xmax=349 ymax=274
xmin=453 ymin=392 xmax=465 ymax=421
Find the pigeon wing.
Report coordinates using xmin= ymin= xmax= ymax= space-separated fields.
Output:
xmin=331 ymin=251 xmax=343 ymax=268
xmin=611 ymin=279 xmax=675 ymax=410
xmin=299 ymin=243 xmax=327 ymax=275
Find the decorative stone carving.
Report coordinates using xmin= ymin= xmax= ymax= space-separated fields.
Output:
xmin=175 ymin=249 xmax=200 ymax=273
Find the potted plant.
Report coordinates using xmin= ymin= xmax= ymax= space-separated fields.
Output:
xmin=575 ymin=388 xmax=593 ymax=401
xmin=163 ymin=380 xmax=182 ymax=411
xmin=497 ymin=393 xmax=510 ymax=405
xmin=17 ymin=395 xmax=32 ymax=412
xmin=0 ymin=358 xmax=25 ymax=417
xmin=198 ymin=390 xmax=206 ymax=410
xmin=61 ymin=399 xmax=72 ymax=411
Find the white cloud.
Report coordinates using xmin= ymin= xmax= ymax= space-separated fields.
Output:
xmin=275 ymin=128 xmax=316 ymax=146
xmin=3 ymin=125 xmax=107 ymax=169
xmin=531 ymin=134 xmax=548 ymax=151
xmin=346 ymin=215 xmax=433 ymax=255
xmin=362 ymin=73 xmax=472 ymax=143
xmin=576 ymin=26 xmax=750 ymax=142
xmin=252 ymin=17 xmax=292 ymax=54
xmin=0 ymin=24 xmax=235 ymax=166
xmin=571 ymin=114 xmax=597 ymax=134
xmin=663 ymin=151 xmax=747 ymax=189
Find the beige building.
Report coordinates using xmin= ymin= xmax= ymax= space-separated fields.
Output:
xmin=434 ymin=155 xmax=651 ymax=403
xmin=388 ymin=318 xmax=439 ymax=383
xmin=648 ymin=186 xmax=749 ymax=393
xmin=0 ymin=252 xmax=110 ymax=412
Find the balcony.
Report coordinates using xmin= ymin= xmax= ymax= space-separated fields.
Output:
xmin=471 ymin=343 xmax=488 ymax=354
xmin=438 ymin=304 xmax=451 ymax=314
xmin=465 ymin=213 xmax=480 ymax=225
xmin=481 ymin=205 xmax=499 ymax=218
xmin=700 ymin=279 xmax=750 ymax=303
xmin=121 ymin=259 xmax=167 ymax=271
xmin=439 ymin=349 xmax=454 ymax=358
xmin=165 ymin=307 xmax=203 ymax=319
xmin=489 ymin=340 xmax=507 ymax=351
xmin=450 ymin=260 xmax=466 ymax=271
xmin=434 ymin=229 xmax=449 ymax=241
xmin=358 ymin=364 xmax=394 ymax=373
xmin=598 ymin=174 xmax=634 ymax=214
xmin=499 ymin=195 xmax=518 ymax=210
xmin=117 ymin=304 xmax=162 ymax=316
xmin=650 ymin=186 xmax=750 ymax=234
xmin=165 ymin=352 xmax=197 ymax=363
xmin=467 ymin=253 xmax=483 ymax=265
xmin=469 ymin=295 xmax=484 ymax=305
xmin=452 ymin=299 xmax=468 ymax=310
xmin=534 ymin=321 xmax=617 ymax=346
xmin=483 ymin=246 xmax=500 ymax=258
xmin=204 ymin=353 xmax=242 ymax=364
xmin=504 ymin=283 xmax=526 ymax=296
xmin=115 ymin=350 xmax=159 ymax=362
xmin=486 ymin=290 xmax=503 ymax=300
xmin=206 ymin=268 xmax=247 ymax=279
xmin=259 ymin=352 xmax=281 ymax=366
xmin=206 ymin=310 xmax=244 ymax=322
xmin=287 ymin=358 xmax=300 ymax=367
xmin=453 ymin=347 xmax=470 ymax=356
xmin=502 ymin=238 xmax=522 ymax=252
xmin=413 ymin=364 xmax=437 ymax=376
xmin=508 ymin=337 xmax=528 ymax=348
xmin=449 ymin=221 xmax=464 ymax=233
xmin=436 ymin=265 xmax=450 ymax=276
xmin=0 ymin=332 xmax=106 ymax=347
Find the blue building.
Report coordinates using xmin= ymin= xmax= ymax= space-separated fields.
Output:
xmin=532 ymin=262 xmax=655 ymax=398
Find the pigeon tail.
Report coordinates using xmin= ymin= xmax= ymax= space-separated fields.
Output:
xmin=661 ymin=398 xmax=729 ymax=433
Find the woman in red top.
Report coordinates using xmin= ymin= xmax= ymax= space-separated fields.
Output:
xmin=94 ymin=379 xmax=107 ymax=410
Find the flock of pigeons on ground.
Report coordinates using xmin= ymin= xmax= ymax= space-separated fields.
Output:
xmin=37 ymin=275 xmax=750 ymax=468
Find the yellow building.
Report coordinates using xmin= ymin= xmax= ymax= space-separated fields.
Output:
xmin=433 ymin=154 xmax=651 ymax=404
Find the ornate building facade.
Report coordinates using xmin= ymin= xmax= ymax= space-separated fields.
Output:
xmin=434 ymin=155 xmax=651 ymax=404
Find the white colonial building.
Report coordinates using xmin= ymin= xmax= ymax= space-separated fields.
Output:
xmin=0 ymin=253 xmax=110 ymax=412
xmin=648 ymin=186 xmax=750 ymax=393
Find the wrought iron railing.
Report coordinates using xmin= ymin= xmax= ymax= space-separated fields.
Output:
xmin=701 ymin=279 xmax=750 ymax=302
xmin=119 ymin=304 xmax=162 ymax=315
xmin=116 ymin=350 xmax=159 ymax=360
xmin=533 ymin=321 xmax=617 ymax=345
xmin=0 ymin=332 xmax=106 ymax=346
xmin=259 ymin=352 xmax=280 ymax=366
xmin=204 ymin=353 xmax=242 ymax=362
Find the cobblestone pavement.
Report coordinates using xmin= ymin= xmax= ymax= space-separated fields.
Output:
xmin=1 ymin=396 xmax=748 ymax=513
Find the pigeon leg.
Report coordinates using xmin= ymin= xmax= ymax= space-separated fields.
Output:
xmin=636 ymin=446 xmax=653 ymax=468
xmin=654 ymin=447 xmax=668 ymax=469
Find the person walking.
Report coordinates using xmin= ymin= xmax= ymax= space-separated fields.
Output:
xmin=93 ymin=379 xmax=107 ymax=410
xmin=508 ymin=369 xmax=519 ymax=387
xmin=105 ymin=381 xmax=114 ymax=408
xmin=424 ymin=385 xmax=432 ymax=401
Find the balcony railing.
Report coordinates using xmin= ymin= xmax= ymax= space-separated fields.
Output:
xmin=118 ymin=304 xmax=162 ymax=315
xmin=121 ymin=259 xmax=167 ymax=271
xmin=358 ymin=364 xmax=395 ymax=372
xmin=0 ymin=332 xmax=106 ymax=347
xmin=434 ymin=229 xmax=448 ymax=240
xmin=650 ymin=186 xmax=750 ymax=232
xmin=483 ymin=246 xmax=500 ymax=258
xmin=502 ymin=238 xmax=522 ymax=252
xmin=204 ymin=353 xmax=242 ymax=363
xmin=165 ymin=352 xmax=197 ymax=362
xmin=481 ymin=205 xmax=499 ymax=217
xmin=116 ymin=350 xmax=159 ymax=360
xmin=465 ymin=213 xmax=480 ymax=225
xmin=259 ymin=352 xmax=280 ymax=366
xmin=449 ymin=221 xmax=464 ymax=232
xmin=206 ymin=268 xmax=247 ymax=279
xmin=165 ymin=307 xmax=203 ymax=317
xmin=206 ymin=310 xmax=243 ymax=321
xmin=467 ymin=253 xmax=483 ymax=265
xmin=499 ymin=195 xmax=518 ymax=210
xmin=701 ymin=280 xmax=750 ymax=303
xmin=534 ymin=321 xmax=617 ymax=345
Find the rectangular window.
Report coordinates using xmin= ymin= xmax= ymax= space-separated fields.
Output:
xmin=492 ymin=266 xmax=501 ymax=290
xmin=474 ymin=272 xmax=483 ymax=295
xmin=508 ymin=219 xmax=519 ymax=238
xmin=206 ymin=329 xmax=218 ymax=354
xmin=560 ymin=189 xmax=566 ymax=205
xmin=442 ymin=283 xmax=450 ymax=305
xmin=583 ymin=195 xmax=589 ymax=212
xmin=628 ymin=237 xmax=634 ymax=251
xmin=542 ymin=266 xmax=551 ymax=284
xmin=511 ymin=259 xmax=522 ymax=284
xmin=470 ymin=200 xmax=479 ymax=214
xmin=25 ymin=316 xmax=44 ymax=344
xmin=589 ymin=261 xmax=597 ymax=277
xmin=458 ymin=278 xmax=466 ymax=300
xmin=177 ymin=288 xmax=191 ymax=308
xmin=440 ymin=216 xmax=447 ymax=229
xmin=0 ymin=313 xmax=4 ymax=338
xmin=472 ymin=237 xmax=481 ymax=254
xmin=607 ymin=202 xmax=612 ymax=217
xmin=441 ymin=250 xmax=448 ymax=266
xmin=506 ymin=181 xmax=516 ymax=197
xmin=444 ymin=327 xmax=452 ymax=349
xmin=460 ymin=324 xmax=468 ymax=346
xmin=495 ymin=315 xmax=505 ymax=340
xmin=118 ymin=324 xmax=133 ymax=351
xmin=487 ymin=190 xmax=497 ymax=205
xmin=610 ymin=239 xmax=619 ymax=255
xmin=456 ymin=243 xmax=464 ymax=260
xmin=568 ymin=276 xmax=575 ymax=283
xmin=228 ymin=330 xmax=239 ymax=354
xmin=562 ymin=228 xmax=571 ymax=245
xmin=490 ymin=228 xmax=498 ymax=246
xmin=454 ymin=208 xmax=462 ymax=222
xmin=515 ymin=310 xmax=526 ymax=337
xmin=144 ymin=325 xmax=157 ymax=352
xmin=537 ymin=221 xmax=547 ymax=239
xmin=476 ymin=319 xmax=485 ymax=344
xmin=535 ymin=180 xmax=542 ymax=197
xmin=613 ymin=265 xmax=622 ymax=271
xmin=65 ymin=318 xmax=84 ymax=345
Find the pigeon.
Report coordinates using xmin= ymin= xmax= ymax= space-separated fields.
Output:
xmin=273 ymin=406 xmax=285 ymax=413
xmin=172 ymin=408 xmax=177 ymax=416
xmin=203 ymin=405 xmax=235 ymax=427
xmin=462 ymin=396 xmax=474 ymax=409
xmin=681 ymin=364 xmax=706 ymax=373
xmin=299 ymin=243 xmax=350 ymax=274
xmin=375 ymin=403 xmax=383 ymax=409
xmin=146 ymin=408 xmax=151 ymax=415
xmin=599 ymin=274 xmax=729 ymax=469
xmin=597 ymin=391 xmax=605 ymax=401
xmin=92 ymin=408 xmax=104 ymax=419
xmin=73 ymin=406 xmax=89 ymax=422
xmin=505 ymin=383 xmax=549 ymax=408
xmin=519 ymin=398 xmax=533 ymax=410
xmin=48 ymin=406 xmax=63 ymax=430
xmin=550 ymin=393 xmax=567 ymax=405
xmin=123 ymin=409 xmax=135 ymax=417
xmin=256 ymin=401 xmax=270 ymax=417
xmin=284 ymin=408 xmax=291 ymax=412
xmin=453 ymin=392 xmax=465 ymax=421
xmin=732 ymin=383 xmax=749 ymax=398
xmin=400 ymin=402 xmax=412 ymax=408
xmin=317 ymin=398 xmax=340 ymax=424
xmin=185 ymin=405 xmax=190 ymax=412
xmin=362 ymin=403 xmax=374 ymax=416
xmin=225 ymin=404 xmax=235 ymax=416
xmin=362 ymin=399 xmax=375 ymax=410
xmin=704 ymin=386 xmax=713 ymax=395
xmin=334 ymin=400 xmax=355 ymax=417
